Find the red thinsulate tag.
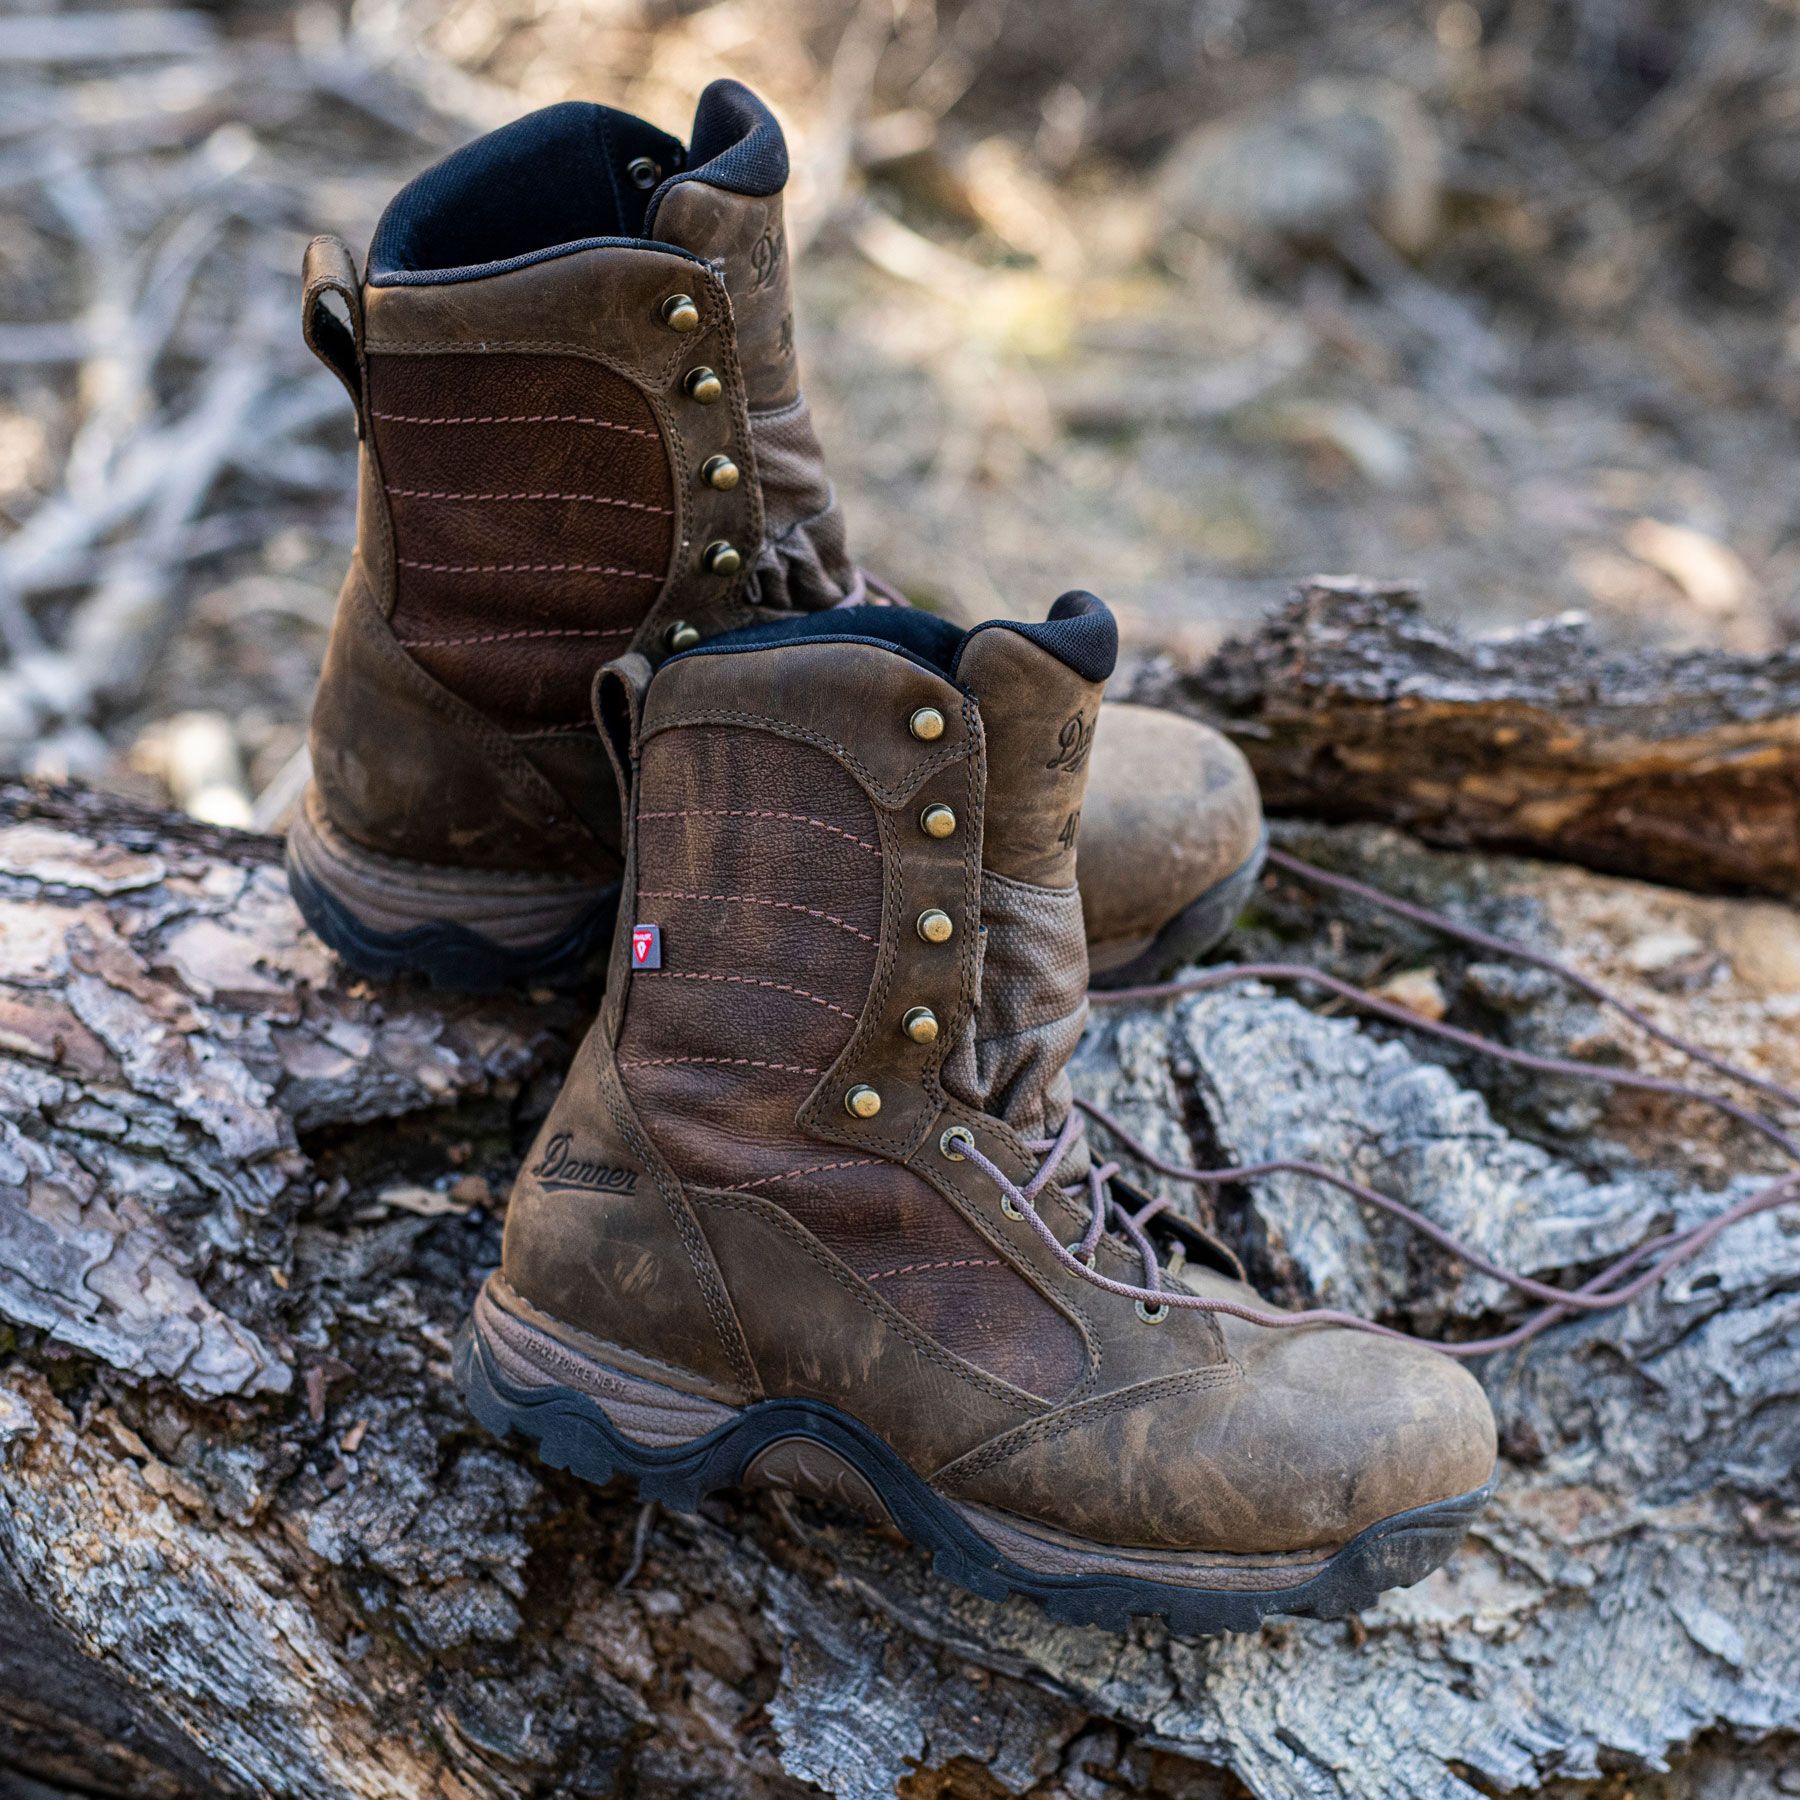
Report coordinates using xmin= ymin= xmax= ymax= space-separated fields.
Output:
xmin=630 ymin=924 xmax=662 ymax=970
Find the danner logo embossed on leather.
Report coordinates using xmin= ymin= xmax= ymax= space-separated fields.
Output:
xmin=750 ymin=225 xmax=784 ymax=292
xmin=1046 ymin=710 xmax=1096 ymax=774
xmin=531 ymin=1133 xmax=638 ymax=1195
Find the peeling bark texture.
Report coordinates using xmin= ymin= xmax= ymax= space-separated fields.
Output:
xmin=1126 ymin=578 xmax=1800 ymax=900
xmin=1 ymin=771 xmax=1798 ymax=1800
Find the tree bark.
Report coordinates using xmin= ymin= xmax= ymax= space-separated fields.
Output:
xmin=2 ymin=634 xmax=1799 ymax=1798
xmin=1127 ymin=577 xmax=1800 ymax=901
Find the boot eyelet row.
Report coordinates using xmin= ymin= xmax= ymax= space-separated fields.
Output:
xmin=1135 ymin=1299 xmax=1170 ymax=1325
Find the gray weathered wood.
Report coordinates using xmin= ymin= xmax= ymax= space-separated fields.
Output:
xmin=1 ymin=767 xmax=1797 ymax=1798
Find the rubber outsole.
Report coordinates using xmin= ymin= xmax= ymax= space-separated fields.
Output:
xmin=287 ymin=847 xmax=620 ymax=991
xmin=454 ymin=1315 xmax=1494 ymax=1636
xmin=1087 ymin=828 xmax=1269 ymax=992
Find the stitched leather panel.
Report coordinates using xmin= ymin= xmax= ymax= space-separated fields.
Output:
xmin=368 ymin=350 xmax=674 ymax=728
xmin=619 ymin=720 xmax=1084 ymax=1400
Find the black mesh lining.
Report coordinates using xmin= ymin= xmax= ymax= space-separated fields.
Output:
xmin=953 ymin=590 xmax=1118 ymax=684
xmin=682 ymin=592 xmax=1116 ymax=686
xmin=684 ymin=603 xmax=966 ymax=678
xmin=644 ymin=79 xmax=789 ymax=233
xmin=367 ymin=102 xmax=688 ymax=285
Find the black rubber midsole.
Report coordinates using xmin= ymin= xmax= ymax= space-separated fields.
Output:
xmin=454 ymin=1315 xmax=1494 ymax=1636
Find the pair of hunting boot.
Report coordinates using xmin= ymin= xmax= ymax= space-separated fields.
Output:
xmin=296 ymin=83 xmax=1497 ymax=1633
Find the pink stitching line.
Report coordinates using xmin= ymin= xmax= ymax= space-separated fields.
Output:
xmin=617 ymin=1055 xmax=822 ymax=1075
xmin=635 ymin=889 xmax=877 ymax=944
xmin=389 ymin=488 xmax=672 ymax=513
xmin=371 ymin=410 xmax=658 ymax=437
xmin=398 ymin=559 xmax=662 ymax=579
xmin=637 ymin=807 xmax=880 ymax=855
xmin=725 ymin=1158 xmax=883 ymax=1193
xmin=865 ymin=1258 xmax=1006 ymax=1282
xmin=400 ymin=627 xmax=634 ymax=648
xmin=637 ymin=970 xmax=858 ymax=1019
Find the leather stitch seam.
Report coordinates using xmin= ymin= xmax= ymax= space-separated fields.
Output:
xmin=636 ymin=888 xmax=876 ymax=944
xmin=637 ymin=807 xmax=880 ymax=855
xmin=935 ymin=1365 xmax=1242 ymax=1486
xmin=401 ymin=628 xmax=635 ymax=647
xmin=641 ymin=705 xmax=966 ymax=804
xmin=618 ymin=1055 xmax=824 ymax=1076
xmin=636 ymin=971 xmax=858 ymax=1019
xmin=323 ymin=577 xmax=591 ymax=841
xmin=864 ymin=1258 xmax=1005 ymax=1282
xmin=722 ymin=1157 xmax=883 ymax=1193
xmin=396 ymin=559 xmax=663 ymax=579
xmin=693 ymin=1191 xmax=1040 ymax=1414
xmin=596 ymin=1047 xmax=761 ymax=1401
xmin=388 ymin=487 xmax=673 ymax=512
xmin=369 ymin=411 xmax=659 ymax=436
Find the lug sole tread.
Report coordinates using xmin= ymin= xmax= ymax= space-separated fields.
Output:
xmin=454 ymin=1315 xmax=1494 ymax=1638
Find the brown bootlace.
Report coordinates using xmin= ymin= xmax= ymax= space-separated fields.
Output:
xmin=951 ymin=846 xmax=1800 ymax=1359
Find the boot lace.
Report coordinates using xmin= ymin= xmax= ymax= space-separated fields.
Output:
xmin=954 ymin=846 xmax=1800 ymax=1361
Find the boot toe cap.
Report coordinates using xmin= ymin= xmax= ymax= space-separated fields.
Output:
xmin=1081 ymin=703 xmax=1263 ymax=963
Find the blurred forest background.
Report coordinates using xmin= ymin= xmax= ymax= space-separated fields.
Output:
xmin=0 ymin=0 xmax=1796 ymax=829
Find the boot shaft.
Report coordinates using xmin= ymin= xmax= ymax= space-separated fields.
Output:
xmin=506 ymin=596 xmax=1156 ymax=1407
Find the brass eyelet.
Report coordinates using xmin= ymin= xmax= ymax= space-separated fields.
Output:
xmin=702 ymin=540 xmax=742 ymax=576
xmin=908 ymin=706 xmax=945 ymax=742
xmin=1065 ymin=1242 xmax=1098 ymax=1271
xmin=684 ymin=366 xmax=723 ymax=403
xmin=844 ymin=1084 xmax=882 ymax=1120
xmin=1135 ymin=1299 xmax=1170 ymax=1325
xmin=700 ymin=454 xmax=740 ymax=491
xmin=903 ymin=1006 xmax=940 ymax=1045
xmin=665 ymin=620 xmax=700 ymax=652
xmin=919 ymin=803 xmax=957 ymax=839
xmin=627 ymin=156 xmax=661 ymax=191
xmin=660 ymin=294 xmax=700 ymax=332
xmin=916 ymin=909 xmax=953 ymax=944
xmin=1000 ymin=1194 xmax=1025 ymax=1220
xmin=939 ymin=1125 xmax=974 ymax=1162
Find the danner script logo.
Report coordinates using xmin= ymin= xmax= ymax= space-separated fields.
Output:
xmin=1045 ymin=710 xmax=1096 ymax=774
xmin=750 ymin=224 xmax=785 ymax=292
xmin=532 ymin=1134 xmax=639 ymax=1196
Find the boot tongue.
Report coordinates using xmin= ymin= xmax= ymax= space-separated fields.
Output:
xmin=941 ymin=593 xmax=1118 ymax=1161
xmin=647 ymin=79 xmax=798 ymax=412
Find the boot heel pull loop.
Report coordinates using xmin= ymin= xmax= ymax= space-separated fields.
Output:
xmin=302 ymin=234 xmax=366 ymax=434
xmin=594 ymin=653 xmax=653 ymax=828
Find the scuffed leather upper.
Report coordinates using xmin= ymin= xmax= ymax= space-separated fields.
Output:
xmin=501 ymin=606 xmax=1496 ymax=1555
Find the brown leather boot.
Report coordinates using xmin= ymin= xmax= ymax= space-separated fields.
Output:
xmin=454 ymin=591 xmax=1495 ymax=1633
xmin=289 ymin=82 xmax=1264 ymax=989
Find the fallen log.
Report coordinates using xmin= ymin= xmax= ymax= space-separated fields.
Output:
xmin=1 ymin=737 xmax=1798 ymax=1797
xmin=1127 ymin=578 xmax=1800 ymax=902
